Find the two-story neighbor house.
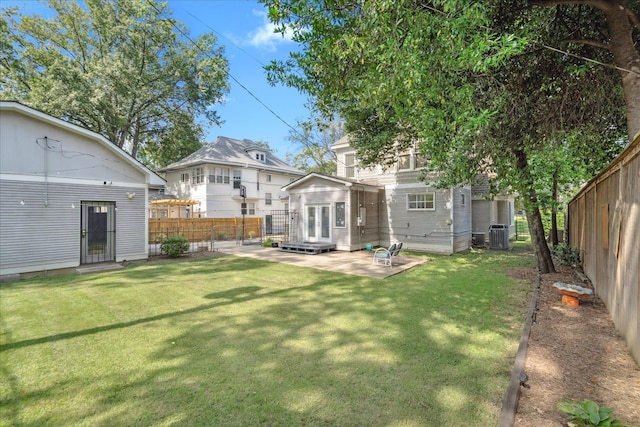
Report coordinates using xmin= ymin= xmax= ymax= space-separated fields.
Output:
xmin=283 ymin=136 xmax=514 ymax=254
xmin=157 ymin=136 xmax=305 ymax=224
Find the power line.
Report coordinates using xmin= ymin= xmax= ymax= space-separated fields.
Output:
xmin=145 ymin=0 xmax=312 ymax=146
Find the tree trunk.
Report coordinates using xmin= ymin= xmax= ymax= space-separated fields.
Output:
xmin=526 ymin=196 xmax=556 ymax=274
xmin=513 ymin=147 xmax=556 ymax=273
xmin=551 ymin=169 xmax=559 ymax=247
xmin=605 ymin=1 xmax=640 ymax=140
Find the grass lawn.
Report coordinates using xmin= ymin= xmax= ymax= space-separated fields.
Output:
xmin=0 ymin=247 xmax=534 ymax=426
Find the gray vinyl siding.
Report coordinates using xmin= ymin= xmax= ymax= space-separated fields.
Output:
xmin=472 ymin=200 xmax=492 ymax=233
xmin=451 ymin=187 xmax=472 ymax=252
xmin=348 ymin=187 xmax=380 ymax=251
xmin=383 ymin=186 xmax=454 ymax=253
xmin=0 ymin=179 xmax=146 ymax=275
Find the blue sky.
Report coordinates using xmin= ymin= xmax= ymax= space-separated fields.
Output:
xmin=167 ymin=0 xmax=310 ymax=156
xmin=5 ymin=0 xmax=311 ymax=157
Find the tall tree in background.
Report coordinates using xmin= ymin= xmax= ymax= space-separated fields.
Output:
xmin=262 ymin=0 xmax=636 ymax=272
xmin=285 ymin=113 xmax=341 ymax=174
xmin=0 ymin=0 xmax=229 ymax=167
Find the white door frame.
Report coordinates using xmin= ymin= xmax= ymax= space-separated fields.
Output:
xmin=305 ymin=204 xmax=331 ymax=243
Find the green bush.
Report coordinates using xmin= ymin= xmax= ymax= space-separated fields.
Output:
xmin=557 ymin=400 xmax=631 ymax=427
xmin=262 ymin=237 xmax=273 ymax=247
xmin=551 ymin=243 xmax=581 ymax=266
xmin=161 ymin=234 xmax=190 ymax=258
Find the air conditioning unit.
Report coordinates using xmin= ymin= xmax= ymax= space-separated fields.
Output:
xmin=489 ymin=224 xmax=509 ymax=250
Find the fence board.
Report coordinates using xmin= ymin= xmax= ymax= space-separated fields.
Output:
xmin=567 ymin=135 xmax=639 ymax=365
xmin=149 ymin=218 xmax=262 ymax=241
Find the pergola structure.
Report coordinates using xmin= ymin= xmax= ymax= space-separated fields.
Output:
xmin=149 ymin=199 xmax=200 ymax=219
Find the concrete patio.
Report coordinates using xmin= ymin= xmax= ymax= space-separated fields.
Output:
xmin=218 ymin=245 xmax=428 ymax=278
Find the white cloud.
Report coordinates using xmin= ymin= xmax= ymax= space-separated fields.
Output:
xmin=246 ymin=10 xmax=294 ymax=51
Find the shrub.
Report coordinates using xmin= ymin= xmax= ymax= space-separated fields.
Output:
xmin=161 ymin=234 xmax=190 ymax=258
xmin=551 ymin=243 xmax=581 ymax=266
xmin=262 ymin=237 xmax=273 ymax=248
xmin=557 ymin=400 xmax=631 ymax=427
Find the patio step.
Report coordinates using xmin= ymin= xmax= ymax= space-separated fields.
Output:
xmin=280 ymin=242 xmax=336 ymax=255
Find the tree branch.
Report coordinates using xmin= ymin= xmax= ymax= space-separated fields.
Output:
xmin=624 ymin=5 xmax=640 ymax=31
xmin=529 ymin=0 xmax=614 ymax=12
xmin=565 ymin=38 xmax=611 ymax=50
xmin=531 ymin=0 xmax=640 ymax=31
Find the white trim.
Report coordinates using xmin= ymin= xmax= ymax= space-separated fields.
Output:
xmin=406 ymin=192 xmax=436 ymax=211
xmin=334 ymin=201 xmax=347 ymax=228
xmin=386 ymin=182 xmax=431 ymax=190
xmin=0 ymin=173 xmax=148 ymax=188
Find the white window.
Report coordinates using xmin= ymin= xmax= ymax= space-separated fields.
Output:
xmin=233 ymin=169 xmax=242 ymax=188
xmin=335 ymin=202 xmax=346 ymax=227
xmin=248 ymin=202 xmax=256 ymax=215
xmin=214 ymin=167 xmax=230 ymax=184
xmin=256 ymin=153 xmax=265 ymax=162
xmin=397 ymin=152 xmax=411 ymax=170
xmin=181 ymin=173 xmax=189 ymax=183
xmin=265 ymin=192 xmax=272 ymax=205
xmin=266 ymin=174 xmax=272 ymax=182
xmin=407 ymin=193 xmax=435 ymax=210
xmin=191 ymin=167 xmax=204 ymax=184
xmin=415 ymin=153 xmax=429 ymax=169
xmin=345 ymin=154 xmax=356 ymax=178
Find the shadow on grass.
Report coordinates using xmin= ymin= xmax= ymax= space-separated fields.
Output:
xmin=1 ymin=250 xmax=535 ymax=426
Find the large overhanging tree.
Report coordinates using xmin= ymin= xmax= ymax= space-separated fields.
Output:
xmin=262 ymin=0 xmax=637 ymax=273
xmin=469 ymin=2 xmax=629 ymax=272
xmin=0 ymin=0 xmax=229 ymax=166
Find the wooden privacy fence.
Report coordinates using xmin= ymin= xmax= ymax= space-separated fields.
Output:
xmin=149 ymin=218 xmax=263 ymax=243
xmin=568 ymin=134 xmax=639 ymax=365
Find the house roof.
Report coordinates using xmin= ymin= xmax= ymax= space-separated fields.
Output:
xmin=331 ymin=135 xmax=351 ymax=150
xmin=158 ymin=136 xmax=305 ymax=176
xmin=282 ymin=172 xmax=382 ymax=191
xmin=0 ymin=101 xmax=165 ymax=186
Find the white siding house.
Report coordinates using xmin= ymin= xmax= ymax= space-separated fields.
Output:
xmin=0 ymin=102 xmax=165 ymax=278
xmin=157 ymin=136 xmax=305 ymax=220
xmin=284 ymin=136 xmax=513 ymax=254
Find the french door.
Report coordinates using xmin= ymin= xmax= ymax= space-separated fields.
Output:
xmin=305 ymin=204 xmax=331 ymax=242
xmin=81 ymin=201 xmax=116 ymax=264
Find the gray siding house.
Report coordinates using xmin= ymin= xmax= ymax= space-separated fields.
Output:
xmin=0 ymin=102 xmax=165 ymax=278
xmin=283 ymin=137 xmax=514 ymax=254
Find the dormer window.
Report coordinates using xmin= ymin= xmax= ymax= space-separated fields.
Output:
xmin=256 ymin=153 xmax=265 ymax=162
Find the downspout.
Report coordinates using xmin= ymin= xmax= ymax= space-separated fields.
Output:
xmin=449 ymin=188 xmax=454 ymax=251
xmin=43 ymin=136 xmax=49 ymax=207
